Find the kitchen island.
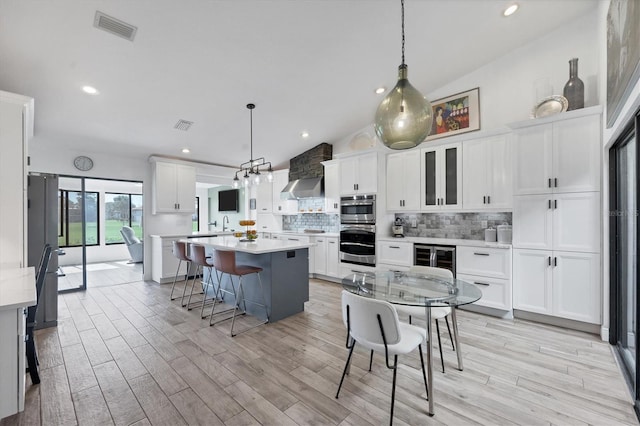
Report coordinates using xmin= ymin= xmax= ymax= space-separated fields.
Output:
xmin=183 ymin=236 xmax=313 ymax=322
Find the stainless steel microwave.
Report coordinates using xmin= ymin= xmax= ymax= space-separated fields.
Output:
xmin=340 ymin=195 xmax=375 ymax=225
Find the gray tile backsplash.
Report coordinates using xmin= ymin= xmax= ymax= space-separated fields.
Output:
xmin=395 ymin=212 xmax=512 ymax=240
xmin=282 ymin=198 xmax=340 ymax=232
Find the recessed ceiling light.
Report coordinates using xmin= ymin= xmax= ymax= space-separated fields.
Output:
xmin=375 ymin=87 xmax=386 ymax=94
xmin=301 ymin=131 xmax=310 ymax=138
xmin=182 ymin=148 xmax=190 ymax=153
xmin=503 ymin=3 xmax=519 ymax=17
xmin=82 ymin=85 xmax=99 ymax=95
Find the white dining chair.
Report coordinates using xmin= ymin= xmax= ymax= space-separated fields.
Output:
xmin=394 ymin=266 xmax=455 ymax=373
xmin=336 ymin=290 xmax=429 ymax=425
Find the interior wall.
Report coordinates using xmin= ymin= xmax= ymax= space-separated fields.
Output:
xmin=208 ymin=186 xmax=247 ymax=232
xmin=333 ymin=9 xmax=600 ymax=155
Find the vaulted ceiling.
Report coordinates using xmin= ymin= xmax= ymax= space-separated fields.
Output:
xmin=0 ymin=0 xmax=598 ymax=169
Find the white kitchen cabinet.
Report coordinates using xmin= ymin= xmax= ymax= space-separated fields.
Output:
xmin=150 ymin=236 xmax=189 ymax=283
xmin=339 ymin=152 xmax=378 ymax=195
xmin=420 ymin=142 xmax=462 ymax=210
xmin=313 ymin=237 xmax=328 ymax=276
xmin=0 ymin=91 xmax=32 ymax=269
xmin=152 ymin=161 xmax=196 ymax=214
xmin=456 ymin=246 xmax=512 ymax=311
xmin=326 ymin=237 xmax=339 ymax=278
xmin=462 ymin=134 xmax=512 ymax=210
xmin=513 ymin=192 xmax=600 ymax=253
xmin=512 ymin=111 xmax=600 ymax=195
xmin=255 ymin=180 xmax=273 ymax=213
xmin=322 ymin=161 xmax=340 ymax=213
xmin=513 ymin=249 xmax=600 ymax=323
xmin=308 ymin=235 xmax=339 ymax=278
xmin=272 ymin=170 xmax=299 ymax=215
xmin=377 ymin=240 xmax=413 ymax=267
xmin=513 ymin=249 xmax=553 ymax=315
xmin=386 ymin=150 xmax=421 ymax=211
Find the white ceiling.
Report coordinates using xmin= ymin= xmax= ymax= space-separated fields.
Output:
xmin=0 ymin=0 xmax=598 ymax=170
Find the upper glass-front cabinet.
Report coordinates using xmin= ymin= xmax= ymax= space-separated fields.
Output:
xmin=420 ymin=143 xmax=462 ymax=211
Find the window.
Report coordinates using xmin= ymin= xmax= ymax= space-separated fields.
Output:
xmin=192 ymin=197 xmax=200 ymax=232
xmin=58 ymin=190 xmax=99 ymax=247
xmin=105 ymin=192 xmax=143 ymax=244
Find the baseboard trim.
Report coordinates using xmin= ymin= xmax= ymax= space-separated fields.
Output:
xmin=513 ymin=310 xmax=601 ymax=335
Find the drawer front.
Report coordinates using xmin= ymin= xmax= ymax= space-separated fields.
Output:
xmin=456 ymin=246 xmax=511 ymax=279
xmin=377 ymin=241 xmax=413 ymax=267
xmin=457 ymin=273 xmax=512 ymax=311
xmin=377 ymin=262 xmax=410 ymax=273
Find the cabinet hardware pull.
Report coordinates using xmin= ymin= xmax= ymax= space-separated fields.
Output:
xmin=554 ymin=257 xmax=557 ymax=267
xmin=473 ymin=252 xmax=490 ymax=256
xmin=548 ymin=199 xmax=552 ymax=209
xmin=389 ymin=246 xmax=400 ymax=249
xmin=554 ymin=178 xmax=558 ymax=187
xmin=548 ymin=178 xmax=552 ymax=188
xmin=289 ymin=238 xmax=299 ymax=241
xmin=329 ymin=241 xmax=335 ymax=244
xmin=548 ymin=256 xmax=551 ymax=266
xmin=487 ymin=195 xmax=490 ymax=204
xmin=474 ymin=281 xmax=490 ymax=286
xmin=483 ymin=196 xmax=486 ymax=204
xmin=554 ymin=199 xmax=557 ymax=209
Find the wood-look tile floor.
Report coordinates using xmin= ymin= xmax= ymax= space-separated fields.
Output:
xmin=1 ymin=277 xmax=637 ymax=426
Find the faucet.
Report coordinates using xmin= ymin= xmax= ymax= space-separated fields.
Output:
xmin=223 ymin=215 xmax=229 ymax=232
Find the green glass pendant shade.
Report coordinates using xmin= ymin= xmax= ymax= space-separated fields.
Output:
xmin=375 ymin=64 xmax=432 ymax=150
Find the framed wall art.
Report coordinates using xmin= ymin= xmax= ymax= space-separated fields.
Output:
xmin=426 ymin=87 xmax=480 ymax=141
xmin=607 ymin=0 xmax=640 ymax=128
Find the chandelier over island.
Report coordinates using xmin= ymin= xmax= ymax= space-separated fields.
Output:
xmin=232 ymin=103 xmax=273 ymax=188
xmin=374 ymin=0 xmax=432 ymax=150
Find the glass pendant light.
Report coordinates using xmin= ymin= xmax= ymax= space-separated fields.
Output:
xmin=231 ymin=103 xmax=274 ymax=186
xmin=374 ymin=0 xmax=432 ymax=150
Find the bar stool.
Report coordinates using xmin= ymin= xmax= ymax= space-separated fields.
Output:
xmin=186 ymin=244 xmax=219 ymax=317
xmin=170 ymin=241 xmax=191 ymax=301
xmin=209 ymin=249 xmax=269 ymax=337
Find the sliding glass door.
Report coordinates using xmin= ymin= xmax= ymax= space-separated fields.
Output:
xmin=610 ymin=110 xmax=639 ymax=416
xmin=57 ymin=176 xmax=143 ymax=292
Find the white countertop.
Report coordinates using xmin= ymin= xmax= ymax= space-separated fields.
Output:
xmin=183 ymin=236 xmax=315 ymax=254
xmin=150 ymin=231 xmax=233 ymax=238
xmin=377 ymin=236 xmax=512 ymax=249
xmin=0 ymin=267 xmax=36 ymax=311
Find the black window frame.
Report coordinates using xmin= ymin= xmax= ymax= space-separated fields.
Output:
xmin=104 ymin=192 xmax=143 ymax=245
xmin=58 ymin=189 xmax=100 ymax=248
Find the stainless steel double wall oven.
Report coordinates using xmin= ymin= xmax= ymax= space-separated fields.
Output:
xmin=339 ymin=195 xmax=376 ymax=267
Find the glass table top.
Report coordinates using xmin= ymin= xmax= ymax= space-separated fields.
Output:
xmin=342 ymin=271 xmax=483 ymax=307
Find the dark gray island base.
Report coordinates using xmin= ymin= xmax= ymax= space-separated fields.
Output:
xmin=184 ymin=236 xmax=314 ymax=323
xmin=204 ymin=247 xmax=309 ymax=322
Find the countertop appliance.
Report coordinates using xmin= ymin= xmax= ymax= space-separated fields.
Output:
xmin=392 ymin=218 xmax=404 ymax=238
xmin=497 ymin=224 xmax=512 ymax=244
xmin=414 ymin=244 xmax=456 ymax=277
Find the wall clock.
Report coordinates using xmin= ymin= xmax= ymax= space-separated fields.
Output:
xmin=73 ymin=155 xmax=94 ymax=171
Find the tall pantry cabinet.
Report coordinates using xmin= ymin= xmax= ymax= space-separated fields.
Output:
xmin=510 ymin=107 xmax=602 ymax=324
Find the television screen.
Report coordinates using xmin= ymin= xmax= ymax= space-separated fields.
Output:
xmin=218 ymin=189 xmax=239 ymax=212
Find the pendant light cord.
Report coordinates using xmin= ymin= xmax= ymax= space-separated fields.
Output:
xmin=401 ymin=0 xmax=405 ymax=65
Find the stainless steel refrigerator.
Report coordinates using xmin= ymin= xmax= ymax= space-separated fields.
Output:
xmin=27 ymin=173 xmax=58 ymax=329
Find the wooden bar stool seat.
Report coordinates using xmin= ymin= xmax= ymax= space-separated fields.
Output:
xmin=185 ymin=244 xmax=219 ymax=316
xmin=170 ymin=241 xmax=191 ymax=302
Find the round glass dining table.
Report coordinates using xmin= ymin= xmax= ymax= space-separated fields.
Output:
xmin=341 ymin=270 xmax=482 ymax=416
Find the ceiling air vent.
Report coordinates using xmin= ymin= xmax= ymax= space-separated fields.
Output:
xmin=174 ymin=119 xmax=194 ymax=131
xmin=94 ymin=11 xmax=137 ymax=41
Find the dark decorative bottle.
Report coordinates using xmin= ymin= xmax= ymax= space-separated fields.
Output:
xmin=563 ymin=58 xmax=584 ymax=111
